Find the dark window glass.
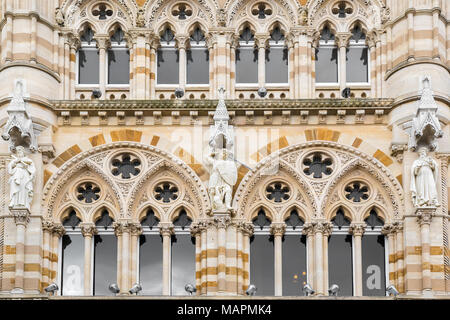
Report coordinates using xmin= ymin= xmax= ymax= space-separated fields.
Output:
xmin=95 ymin=210 xmax=114 ymax=230
xmin=328 ymin=234 xmax=353 ymax=296
xmin=93 ymin=234 xmax=117 ymax=295
xmin=332 ymin=209 xmax=351 ymax=229
xmin=108 ymin=49 xmax=130 ymax=84
xmin=63 ymin=211 xmax=81 ymax=229
xmin=265 ymin=47 xmax=288 ymax=83
xmin=362 ymin=235 xmax=386 ymax=296
xmin=61 ymin=234 xmax=84 ymax=295
xmin=282 ymin=235 xmax=307 ymax=296
xmin=315 ymin=47 xmax=338 ymax=83
xmin=78 ymin=49 xmax=99 ymax=84
xmin=173 ymin=210 xmax=192 ymax=230
xmin=250 ymin=234 xmax=274 ymax=296
xmin=139 ymin=234 xmax=163 ymax=295
xmin=236 ymin=47 xmax=258 ymax=83
xmin=171 ymin=234 xmax=195 ymax=295
xmin=346 ymin=47 xmax=368 ymax=83
xmin=365 ymin=210 xmax=384 ymax=230
xmin=157 ymin=48 xmax=179 ymax=84
xmin=187 ymin=48 xmax=209 ymax=84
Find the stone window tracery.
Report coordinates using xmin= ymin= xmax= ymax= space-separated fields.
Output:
xmin=62 ymin=210 xmax=82 ymax=229
xmin=76 ymin=182 xmax=101 ymax=204
xmin=92 ymin=3 xmax=113 ymax=20
xmin=252 ymin=210 xmax=271 ymax=230
xmin=251 ymin=3 xmax=273 ymax=19
xmin=344 ymin=181 xmax=369 ymax=203
xmin=265 ymin=182 xmax=290 ymax=203
xmin=111 ymin=153 xmax=141 ymax=179
xmin=171 ymin=3 xmax=193 ymax=20
xmin=154 ymin=182 xmax=179 ymax=203
xmin=173 ymin=210 xmax=192 ymax=230
xmin=284 ymin=210 xmax=304 ymax=230
xmin=302 ymin=152 xmax=333 ymax=179
xmin=331 ymin=2 xmax=353 ymax=18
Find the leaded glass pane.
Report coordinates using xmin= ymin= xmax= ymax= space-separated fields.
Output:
xmin=93 ymin=234 xmax=117 ymax=295
xmin=250 ymin=234 xmax=274 ymax=296
xmin=171 ymin=234 xmax=196 ymax=295
xmin=236 ymin=47 xmax=258 ymax=83
xmin=282 ymin=235 xmax=307 ymax=296
xmin=78 ymin=49 xmax=99 ymax=84
xmin=61 ymin=234 xmax=84 ymax=295
xmin=362 ymin=235 xmax=386 ymax=296
xmin=328 ymin=234 xmax=353 ymax=296
xmin=315 ymin=47 xmax=338 ymax=83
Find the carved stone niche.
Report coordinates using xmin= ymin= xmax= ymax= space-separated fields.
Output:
xmin=408 ymin=76 xmax=443 ymax=152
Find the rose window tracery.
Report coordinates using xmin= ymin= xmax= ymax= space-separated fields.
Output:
xmin=154 ymin=182 xmax=179 ymax=203
xmin=111 ymin=153 xmax=141 ymax=179
xmin=76 ymin=182 xmax=101 ymax=204
xmin=302 ymin=153 xmax=333 ymax=179
xmin=344 ymin=181 xmax=369 ymax=202
xmin=265 ymin=182 xmax=291 ymax=203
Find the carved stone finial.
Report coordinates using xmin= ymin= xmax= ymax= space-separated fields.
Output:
xmin=408 ymin=76 xmax=443 ymax=152
xmin=2 ymin=80 xmax=38 ymax=153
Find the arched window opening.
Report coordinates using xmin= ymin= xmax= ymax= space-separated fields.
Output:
xmin=187 ymin=26 xmax=209 ymax=84
xmin=250 ymin=209 xmax=274 ymax=295
xmin=236 ymin=26 xmax=258 ymax=84
xmin=328 ymin=209 xmax=353 ymax=296
xmin=139 ymin=209 xmax=163 ymax=295
xmin=93 ymin=210 xmax=117 ymax=296
xmin=362 ymin=209 xmax=386 ymax=296
xmin=315 ymin=25 xmax=338 ymax=84
xmin=78 ymin=26 xmax=99 ymax=85
xmin=157 ymin=26 xmax=179 ymax=85
xmin=346 ymin=24 xmax=369 ymax=83
xmin=108 ymin=26 xmax=130 ymax=85
xmin=60 ymin=210 xmax=84 ymax=296
xmin=282 ymin=210 xmax=307 ymax=296
xmin=265 ymin=26 xmax=288 ymax=84
xmin=171 ymin=210 xmax=195 ymax=295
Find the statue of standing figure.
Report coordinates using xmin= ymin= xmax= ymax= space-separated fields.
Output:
xmin=205 ymin=149 xmax=237 ymax=212
xmin=410 ymin=147 xmax=440 ymax=207
xmin=8 ymin=146 xmax=35 ymax=210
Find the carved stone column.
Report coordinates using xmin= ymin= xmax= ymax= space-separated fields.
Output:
xmin=10 ymin=208 xmax=30 ymax=294
xmin=270 ymin=223 xmax=286 ymax=296
xmin=50 ymin=223 xmax=65 ymax=285
xmin=416 ymin=207 xmax=435 ymax=296
xmin=176 ymin=35 xmax=189 ymax=90
xmin=67 ymin=34 xmax=80 ymax=100
xmin=191 ymin=220 xmax=206 ymax=294
xmin=240 ymin=222 xmax=254 ymax=294
xmin=350 ymin=223 xmax=366 ymax=296
xmin=393 ymin=221 xmax=405 ymax=293
xmin=94 ymin=35 xmax=111 ymax=100
xmin=302 ymin=222 xmax=315 ymax=288
xmin=382 ymin=223 xmax=397 ymax=288
xmin=159 ymin=222 xmax=174 ymax=295
xmin=215 ymin=215 xmax=231 ymax=294
xmin=255 ymin=34 xmax=269 ymax=88
xmin=335 ymin=32 xmax=351 ymax=92
xmin=130 ymin=223 xmax=142 ymax=285
xmin=41 ymin=220 xmax=54 ymax=290
xmin=308 ymin=220 xmax=332 ymax=295
xmin=80 ymin=223 xmax=97 ymax=295
xmin=113 ymin=221 xmax=134 ymax=295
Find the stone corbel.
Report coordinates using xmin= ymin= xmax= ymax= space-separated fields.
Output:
xmin=80 ymin=111 xmax=89 ymax=126
xmin=264 ymin=111 xmax=272 ymax=125
xmin=375 ymin=109 xmax=384 ymax=124
xmin=390 ymin=143 xmax=408 ymax=163
xmin=153 ymin=111 xmax=162 ymax=125
xmin=98 ymin=111 xmax=108 ymax=125
xmin=171 ymin=111 xmax=180 ymax=125
xmin=61 ymin=111 xmax=71 ymax=125
xmin=355 ymin=109 xmax=365 ymax=124
xmin=245 ymin=111 xmax=254 ymax=125
xmin=190 ymin=111 xmax=199 ymax=125
xmin=282 ymin=111 xmax=291 ymax=125
xmin=116 ymin=111 xmax=125 ymax=125
xmin=38 ymin=143 xmax=56 ymax=164
xmin=336 ymin=110 xmax=346 ymax=124
xmin=135 ymin=111 xmax=144 ymax=125
xmin=318 ymin=110 xmax=327 ymax=124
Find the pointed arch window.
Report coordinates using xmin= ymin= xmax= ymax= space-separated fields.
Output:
xmin=78 ymin=26 xmax=99 ymax=85
xmin=187 ymin=27 xmax=209 ymax=85
xmin=236 ymin=26 xmax=258 ymax=84
xmin=93 ymin=210 xmax=117 ymax=296
xmin=315 ymin=25 xmax=338 ymax=84
xmin=60 ymin=210 xmax=84 ymax=295
xmin=282 ymin=210 xmax=307 ymax=296
xmin=328 ymin=209 xmax=353 ymax=296
xmin=108 ymin=27 xmax=130 ymax=85
xmin=265 ymin=26 xmax=288 ymax=84
xmin=250 ymin=210 xmax=274 ymax=295
xmin=157 ymin=26 xmax=179 ymax=85
xmin=346 ymin=24 xmax=369 ymax=83
xmin=139 ymin=209 xmax=163 ymax=295
xmin=361 ymin=209 xmax=386 ymax=296
xmin=171 ymin=210 xmax=195 ymax=295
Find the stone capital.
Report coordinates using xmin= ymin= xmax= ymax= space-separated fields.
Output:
xmin=52 ymin=223 xmax=66 ymax=237
xmin=175 ymin=35 xmax=189 ymax=49
xmin=393 ymin=221 xmax=404 ymax=233
xmin=10 ymin=207 xmax=30 ymax=226
xmin=335 ymin=32 xmax=352 ymax=48
xmin=349 ymin=223 xmax=366 ymax=236
xmin=112 ymin=220 xmax=134 ymax=236
xmin=190 ymin=221 xmax=207 ymax=237
xmin=390 ymin=143 xmax=408 ymax=163
xmin=159 ymin=223 xmax=175 ymax=237
xmin=416 ymin=207 xmax=435 ymax=226
xmin=381 ymin=223 xmax=396 ymax=236
xmin=236 ymin=221 xmax=254 ymax=237
xmin=270 ymin=223 xmax=286 ymax=237
xmin=94 ymin=35 xmax=111 ymax=50
xmin=42 ymin=220 xmax=54 ymax=232
xmin=130 ymin=222 xmax=143 ymax=236
xmin=80 ymin=223 xmax=98 ymax=237
xmin=254 ymin=34 xmax=270 ymax=49
xmin=65 ymin=33 xmax=80 ymax=50
xmin=214 ymin=215 xmax=232 ymax=229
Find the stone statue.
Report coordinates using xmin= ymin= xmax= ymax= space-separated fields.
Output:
xmin=205 ymin=149 xmax=237 ymax=212
xmin=55 ymin=7 xmax=65 ymax=27
xmin=410 ymin=147 xmax=440 ymax=207
xmin=8 ymin=146 xmax=35 ymax=210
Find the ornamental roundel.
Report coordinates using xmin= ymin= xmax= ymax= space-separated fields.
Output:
xmin=265 ymin=181 xmax=291 ymax=203
xmin=171 ymin=3 xmax=194 ymax=20
xmin=154 ymin=182 xmax=179 ymax=203
xmin=91 ymin=3 xmax=114 ymax=20
xmin=76 ymin=182 xmax=101 ymax=204
xmin=343 ymin=181 xmax=370 ymax=203
xmin=110 ymin=153 xmax=142 ymax=180
xmin=300 ymin=151 xmax=334 ymax=180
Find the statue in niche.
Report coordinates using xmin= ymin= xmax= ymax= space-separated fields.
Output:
xmin=205 ymin=149 xmax=237 ymax=212
xmin=410 ymin=147 xmax=440 ymax=208
xmin=8 ymin=146 xmax=36 ymax=210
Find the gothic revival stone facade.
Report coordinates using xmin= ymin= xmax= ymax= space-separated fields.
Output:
xmin=0 ymin=0 xmax=449 ymax=298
